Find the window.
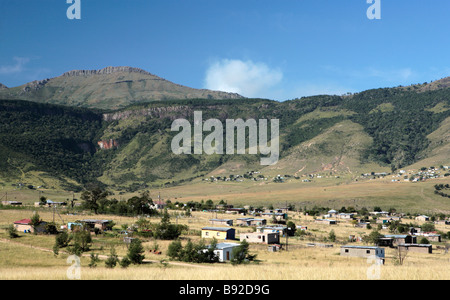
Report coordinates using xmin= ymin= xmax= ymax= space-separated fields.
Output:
xmin=345 ymin=249 xmax=349 ymax=253
xmin=366 ymin=250 xmax=371 ymax=254
xmin=205 ymin=232 xmax=209 ymax=236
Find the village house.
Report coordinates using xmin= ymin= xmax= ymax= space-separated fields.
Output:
xmin=209 ymin=219 xmax=233 ymax=226
xmin=209 ymin=243 xmax=241 ymax=262
xmin=201 ymin=227 xmax=236 ymax=240
xmin=414 ymin=232 xmax=441 ymax=242
xmin=13 ymin=219 xmax=47 ymax=234
xmin=370 ymin=211 xmax=390 ymax=217
xmin=240 ymin=231 xmax=280 ymax=244
xmin=79 ymin=219 xmax=113 ymax=231
xmin=415 ymin=215 xmax=430 ymax=222
xmin=337 ymin=213 xmax=356 ymax=220
xmin=2 ymin=201 xmax=22 ymax=206
xmin=150 ymin=200 xmax=166 ymax=210
xmin=340 ymin=245 xmax=385 ymax=261
xmin=327 ymin=209 xmax=338 ymax=217
xmin=236 ymin=218 xmax=267 ymax=227
xmin=315 ymin=219 xmax=337 ymax=225
xmin=225 ymin=208 xmax=246 ymax=215
xmin=261 ymin=212 xmax=287 ymax=221
xmin=257 ymin=225 xmax=287 ymax=235
xmin=398 ymin=244 xmax=432 ymax=254
xmin=67 ymin=222 xmax=83 ymax=231
xmin=384 ymin=234 xmax=417 ymax=245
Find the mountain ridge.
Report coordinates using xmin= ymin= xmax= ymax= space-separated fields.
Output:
xmin=0 ymin=66 xmax=244 ymax=109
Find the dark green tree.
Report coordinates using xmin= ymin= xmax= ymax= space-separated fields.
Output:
xmin=231 ymin=240 xmax=257 ymax=265
xmin=127 ymin=238 xmax=145 ymax=264
xmin=81 ymin=186 xmax=108 ymax=214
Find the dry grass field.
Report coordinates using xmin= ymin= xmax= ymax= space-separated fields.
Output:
xmin=1 ymin=176 xmax=450 ymax=280
xmin=0 ymin=205 xmax=449 ymax=280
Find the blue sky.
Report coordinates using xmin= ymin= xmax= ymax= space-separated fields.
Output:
xmin=0 ymin=0 xmax=449 ymax=101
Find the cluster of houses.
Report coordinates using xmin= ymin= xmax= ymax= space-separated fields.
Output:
xmin=316 ymin=209 xmax=450 ymax=260
xmin=12 ymin=218 xmax=114 ymax=234
xmin=9 ymin=200 xmax=449 ymax=264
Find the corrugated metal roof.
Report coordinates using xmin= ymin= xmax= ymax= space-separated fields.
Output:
xmin=215 ymin=243 xmax=240 ymax=250
xmin=202 ymin=227 xmax=234 ymax=231
xmin=341 ymin=245 xmax=381 ymax=249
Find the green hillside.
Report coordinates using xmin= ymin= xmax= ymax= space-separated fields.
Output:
xmin=1 ymin=77 xmax=450 ymax=192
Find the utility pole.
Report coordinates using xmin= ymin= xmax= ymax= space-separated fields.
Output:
xmin=285 ymin=200 xmax=288 ymax=251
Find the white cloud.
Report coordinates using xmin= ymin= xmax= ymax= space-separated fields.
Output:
xmin=0 ymin=57 xmax=30 ymax=75
xmin=204 ymin=59 xmax=283 ymax=98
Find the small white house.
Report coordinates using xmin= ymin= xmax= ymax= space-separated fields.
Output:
xmin=212 ymin=243 xmax=241 ymax=262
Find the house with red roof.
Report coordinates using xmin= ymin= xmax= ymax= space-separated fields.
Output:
xmin=13 ymin=218 xmax=47 ymax=234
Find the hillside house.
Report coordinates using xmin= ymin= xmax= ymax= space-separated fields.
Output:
xmin=209 ymin=219 xmax=233 ymax=226
xmin=201 ymin=227 xmax=236 ymax=240
xmin=13 ymin=219 xmax=47 ymax=234
xmin=240 ymin=231 xmax=280 ymax=244
xmin=340 ymin=245 xmax=385 ymax=260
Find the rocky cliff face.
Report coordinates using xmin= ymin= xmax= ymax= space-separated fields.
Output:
xmin=21 ymin=79 xmax=50 ymax=93
xmin=98 ymin=139 xmax=119 ymax=150
xmin=0 ymin=83 xmax=7 ymax=89
xmin=61 ymin=66 xmax=155 ymax=77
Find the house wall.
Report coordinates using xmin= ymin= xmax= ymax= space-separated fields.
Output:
xmin=14 ymin=223 xmax=46 ymax=233
xmin=399 ymin=245 xmax=432 ymax=254
xmin=202 ymin=229 xmax=235 ymax=240
xmin=213 ymin=247 xmax=235 ymax=262
xmin=340 ymin=247 xmax=385 ymax=258
xmin=14 ymin=224 xmax=33 ymax=233
xmin=240 ymin=232 xmax=279 ymax=244
xmin=210 ymin=220 xmax=233 ymax=226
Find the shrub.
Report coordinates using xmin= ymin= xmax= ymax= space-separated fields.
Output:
xmin=55 ymin=231 xmax=70 ymax=248
xmin=89 ymin=254 xmax=100 ymax=268
xmin=231 ymin=240 xmax=257 ymax=265
xmin=8 ymin=225 xmax=18 ymax=238
xmin=119 ymin=257 xmax=131 ymax=268
xmin=419 ymin=237 xmax=430 ymax=244
xmin=105 ymin=247 xmax=119 ymax=268
xmin=127 ymin=239 xmax=145 ymax=264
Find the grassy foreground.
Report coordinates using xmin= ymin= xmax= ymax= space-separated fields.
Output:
xmin=1 ymin=207 xmax=449 ymax=280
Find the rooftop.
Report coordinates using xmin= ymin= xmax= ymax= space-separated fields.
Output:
xmin=202 ymin=227 xmax=235 ymax=231
xmin=341 ymin=245 xmax=381 ymax=249
xmin=14 ymin=219 xmax=31 ymax=225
